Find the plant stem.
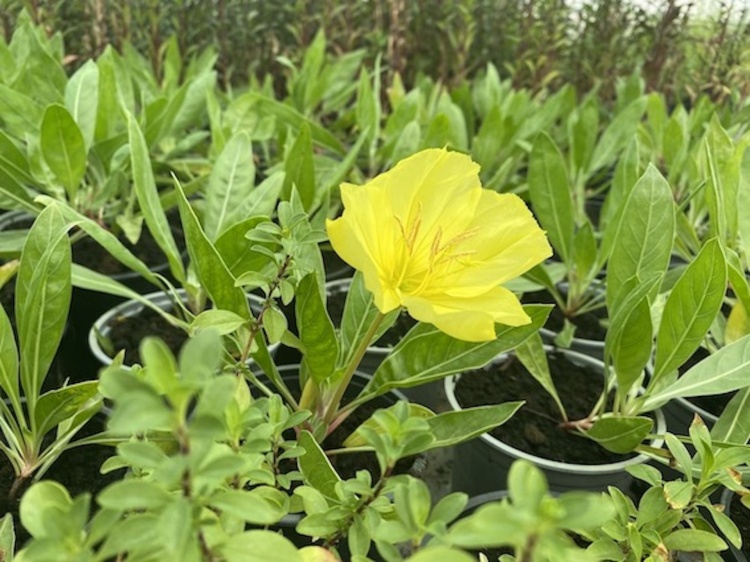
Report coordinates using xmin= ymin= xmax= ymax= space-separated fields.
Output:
xmin=322 ymin=312 xmax=386 ymax=425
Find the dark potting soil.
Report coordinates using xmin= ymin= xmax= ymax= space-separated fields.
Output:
xmin=327 ymin=283 xmax=417 ymax=348
xmin=106 ymin=305 xmax=187 ymax=365
xmin=523 ymin=289 xmax=607 ymax=342
xmin=0 ymin=417 xmax=122 ymax=546
xmin=322 ymin=250 xmax=353 ymax=281
xmin=729 ymin=494 xmax=750 ymax=559
xmin=454 ymin=351 xmax=632 ymax=465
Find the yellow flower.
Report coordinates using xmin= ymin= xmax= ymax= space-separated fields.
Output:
xmin=327 ymin=148 xmax=552 ymax=342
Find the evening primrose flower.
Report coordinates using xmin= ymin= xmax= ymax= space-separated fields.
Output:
xmin=326 ymin=148 xmax=552 ymax=342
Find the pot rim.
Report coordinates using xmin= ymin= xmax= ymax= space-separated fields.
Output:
xmin=88 ymin=288 xmax=273 ymax=367
xmin=444 ymin=345 xmax=667 ymax=475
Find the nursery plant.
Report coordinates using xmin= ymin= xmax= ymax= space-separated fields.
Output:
xmin=0 ymin=204 xmax=101 ymax=494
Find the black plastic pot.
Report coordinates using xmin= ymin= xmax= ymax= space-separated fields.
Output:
xmin=445 ymin=347 xmax=666 ymax=495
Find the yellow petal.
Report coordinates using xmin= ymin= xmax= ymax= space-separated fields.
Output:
xmin=435 ymin=191 xmax=552 ymax=295
xmin=401 ymin=286 xmax=530 ymax=342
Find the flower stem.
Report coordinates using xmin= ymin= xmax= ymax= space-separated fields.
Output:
xmin=323 ymin=311 xmax=386 ymax=425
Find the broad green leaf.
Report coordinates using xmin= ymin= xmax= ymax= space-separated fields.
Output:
xmin=219 ymin=530 xmax=302 ymax=562
xmin=0 ymin=303 xmax=18 ymax=409
xmin=643 ymin=334 xmax=750 ymax=408
xmin=174 ymin=178 xmax=251 ymax=319
xmin=40 ymin=104 xmax=86 ymax=202
xmin=364 ymin=305 xmax=550 ymax=398
xmin=0 ymin=512 xmax=13 ymax=560
xmin=424 ymin=402 xmax=524 ymax=451
xmin=606 ymin=165 xmax=675 ymax=309
xmin=283 ymin=123 xmax=316 ymax=211
xmin=568 ymin=97 xmax=598 ymax=180
xmin=0 ymin=83 xmax=43 ymax=138
xmin=573 ymin=220 xmax=597 ymax=285
xmin=343 ymin=402 xmax=433 ymax=448
xmin=190 ymin=310 xmax=247 ymax=337
xmin=298 ymin=430 xmax=341 ymax=500
xmin=214 ymin=217 xmax=271 ymax=277
xmin=17 ymin=205 xmax=71 ymax=411
xmin=662 ymin=529 xmax=727 ymax=552
xmin=726 ymin=301 xmax=750 ymax=345
xmin=0 ymin=130 xmax=35 ymax=212
xmin=587 ymin=416 xmax=653 ymax=454
xmin=528 ymin=133 xmax=574 ymax=264
xmin=127 ymin=113 xmax=185 ymax=283
xmin=704 ymin=116 xmax=738 ymax=242
xmin=65 ymin=60 xmax=99 ymax=149
xmin=515 ymin=332 xmax=564 ymax=417
xmin=738 ymin=149 xmax=750 ymax=262
xmin=204 ymin=132 xmax=255 ymax=241
xmin=97 ymin=480 xmax=172 ymax=511
xmin=19 ymin=481 xmax=72 ymax=539
xmin=711 ymin=387 xmax=750 ymax=445
xmin=209 ymin=489 xmax=287 ymax=525
xmin=653 ymin=238 xmax=726 ymax=382
xmin=34 ymin=381 xmax=100 ymax=437
xmin=296 ymin=274 xmax=338 ymax=385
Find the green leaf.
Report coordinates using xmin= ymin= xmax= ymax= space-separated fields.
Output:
xmin=219 ymin=530 xmax=302 ymax=562
xmin=283 ymin=122 xmax=316 ymax=211
xmin=17 ymin=204 xmax=71 ymax=410
xmin=65 ymin=60 xmax=99 ymax=150
xmin=528 ymin=133 xmax=574 ymax=264
xmin=364 ymin=305 xmax=550 ymax=397
xmin=0 ymin=130 xmax=35 ymax=212
xmin=19 ymin=481 xmax=73 ymax=539
xmin=663 ymin=481 xmax=692 ymax=509
xmin=515 ymin=332 xmax=564 ymax=417
xmin=127 ymin=112 xmax=185 ymax=283
xmin=210 ymin=489 xmax=287 ymax=525
xmin=587 ymin=416 xmax=653 ymax=454
xmin=711 ymin=387 xmax=750 ymax=445
xmin=0 ymin=84 xmax=43 ymax=138
xmin=406 ymin=547 xmax=477 ymax=562
xmin=204 ymin=132 xmax=255 ymax=241
xmin=190 ymin=309 xmax=247 ymax=337
xmin=606 ymin=165 xmax=675 ymax=310
xmin=34 ymin=381 xmax=100 ymax=437
xmin=643 ymin=335 xmax=750 ymax=408
xmin=175 ymin=178 xmax=251 ymax=320
xmin=97 ymin=480 xmax=172 ymax=511
xmin=298 ymin=430 xmax=341 ymax=500
xmin=0 ymin=301 xmax=18 ymax=407
xmin=0 ymin=512 xmax=14 ymax=560
xmin=652 ymin=238 xmax=726 ymax=382
xmin=662 ymin=529 xmax=727 ymax=552
xmin=424 ymin=402 xmax=524 ymax=451
xmin=296 ymin=274 xmax=338 ymax=385
xmin=40 ymin=104 xmax=86 ymax=202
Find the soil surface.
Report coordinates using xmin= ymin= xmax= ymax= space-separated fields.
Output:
xmin=105 ymin=304 xmax=188 ymax=365
xmin=327 ymin=283 xmax=417 ymax=348
xmin=453 ymin=351 xmax=633 ymax=465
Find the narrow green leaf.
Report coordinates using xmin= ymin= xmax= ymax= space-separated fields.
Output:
xmin=643 ymin=335 xmax=750 ymax=408
xmin=606 ymin=165 xmax=675 ymax=310
xmin=528 ymin=133 xmax=574 ymax=264
xmin=298 ymin=430 xmax=341 ymax=500
xmin=514 ymin=332 xmax=564 ymax=417
xmin=365 ymin=305 xmax=550 ymax=398
xmin=174 ymin=178 xmax=251 ymax=320
xmin=424 ymin=402 xmax=524 ymax=451
xmin=283 ymin=123 xmax=316 ymax=211
xmin=588 ymin=96 xmax=647 ymax=175
xmin=127 ymin=113 xmax=185 ymax=283
xmin=34 ymin=381 xmax=100 ymax=437
xmin=296 ymin=274 xmax=338 ymax=385
xmin=711 ymin=387 xmax=750 ymax=445
xmin=17 ymin=205 xmax=71 ymax=411
xmin=587 ymin=416 xmax=653 ymax=454
xmin=0 ymin=303 xmax=18 ymax=408
xmin=64 ymin=60 xmax=99 ymax=150
xmin=652 ymin=238 xmax=726 ymax=382
xmin=662 ymin=529 xmax=727 ymax=552
xmin=40 ymin=104 xmax=86 ymax=202
xmin=204 ymin=132 xmax=255 ymax=241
